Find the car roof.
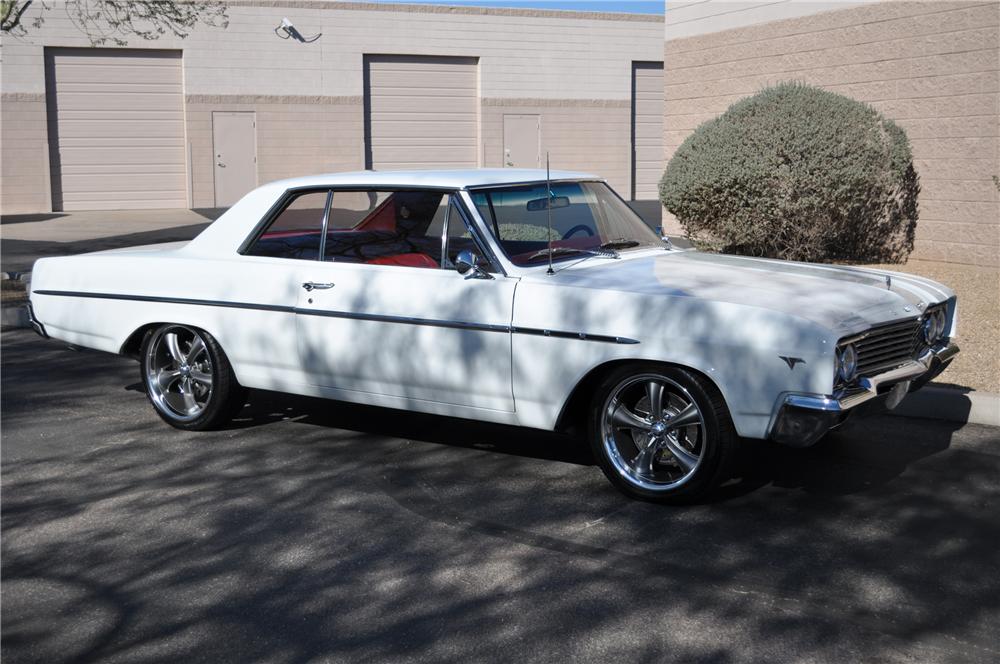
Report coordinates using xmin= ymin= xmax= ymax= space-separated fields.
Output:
xmin=267 ymin=168 xmax=601 ymax=190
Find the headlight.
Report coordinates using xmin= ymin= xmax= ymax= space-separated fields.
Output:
xmin=935 ymin=309 xmax=947 ymax=340
xmin=923 ymin=308 xmax=948 ymax=344
xmin=836 ymin=343 xmax=858 ymax=383
xmin=922 ymin=315 xmax=936 ymax=344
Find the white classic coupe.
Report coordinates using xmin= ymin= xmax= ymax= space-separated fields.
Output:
xmin=28 ymin=169 xmax=958 ymax=502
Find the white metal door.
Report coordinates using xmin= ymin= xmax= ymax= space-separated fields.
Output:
xmin=365 ymin=55 xmax=479 ymax=170
xmin=295 ymin=263 xmax=516 ymax=413
xmin=632 ymin=62 xmax=664 ymax=200
xmin=503 ymin=115 xmax=540 ymax=168
xmin=212 ymin=112 xmax=258 ymax=207
xmin=45 ymin=48 xmax=186 ymax=210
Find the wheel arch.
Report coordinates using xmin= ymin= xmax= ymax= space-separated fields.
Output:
xmin=120 ymin=322 xmax=167 ymax=359
xmin=553 ymin=358 xmax=730 ymax=434
xmin=119 ymin=320 xmax=225 ymax=360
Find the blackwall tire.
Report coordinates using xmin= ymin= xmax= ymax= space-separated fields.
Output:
xmin=140 ymin=324 xmax=246 ymax=431
xmin=587 ymin=364 xmax=737 ymax=503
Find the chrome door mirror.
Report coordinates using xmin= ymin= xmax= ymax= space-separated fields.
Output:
xmin=455 ymin=250 xmax=493 ymax=280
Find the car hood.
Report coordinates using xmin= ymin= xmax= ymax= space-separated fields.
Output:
xmin=551 ymin=250 xmax=953 ymax=334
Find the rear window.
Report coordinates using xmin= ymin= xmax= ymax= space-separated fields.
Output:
xmin=245 ymin=190 xmax=328 ymax=260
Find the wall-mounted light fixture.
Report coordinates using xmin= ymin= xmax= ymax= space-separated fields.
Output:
xmin=274 ymin=17 xmax=321 ymax=43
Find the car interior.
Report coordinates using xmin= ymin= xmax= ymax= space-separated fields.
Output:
xmin=246 ymin=189 xmax=482 ymax=269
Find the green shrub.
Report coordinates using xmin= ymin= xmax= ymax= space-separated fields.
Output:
xmin=659 ymin=82 xmax=918 ymax=263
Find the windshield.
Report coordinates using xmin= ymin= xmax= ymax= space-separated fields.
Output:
xmin=470 ymin=181 xmax=662 ymax=267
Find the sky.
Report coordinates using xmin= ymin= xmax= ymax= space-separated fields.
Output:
xmin=367 ymin=1 xmax=665 ymax=14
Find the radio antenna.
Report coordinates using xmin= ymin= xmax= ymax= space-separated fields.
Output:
xmin=546 ymin=152 xmax=554 ymax=276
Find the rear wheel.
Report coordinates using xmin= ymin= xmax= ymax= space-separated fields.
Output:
xmin=587 ymin=364 xmax=737 ymax=503
xmin=141 ymin=324 xmax=245 ymax=430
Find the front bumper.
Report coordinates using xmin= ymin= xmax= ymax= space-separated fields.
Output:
xmin=769 ymin=341 xmax=959 ymax=447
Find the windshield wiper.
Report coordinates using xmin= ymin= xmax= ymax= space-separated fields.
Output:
xmin=526 ymin=246 xmax=619 ymax=262
xmin=599 ymin=238 xmax=642 ymax=251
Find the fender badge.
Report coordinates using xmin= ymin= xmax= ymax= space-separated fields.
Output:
xmin=779 ymin=356 xmax=806 ymax=370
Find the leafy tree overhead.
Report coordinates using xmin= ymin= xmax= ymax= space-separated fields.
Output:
xmin=2 ymin=1 xmax=227 ymax=45
xmin=660 ymin=82 xmax=919 ymax=263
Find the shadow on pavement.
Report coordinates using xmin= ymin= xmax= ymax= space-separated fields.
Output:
xmin=3 ymin=331 xmax=999 ymax=662
xmin=0 ymin=213 xmax=70 ymax=225
xmin=1 ymin=224 xmax=210 ymax=274
xmin=191 ymin=208 xmax=229 ymax=221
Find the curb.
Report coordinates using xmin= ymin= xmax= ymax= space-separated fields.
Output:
xmin=1 ymin=304 xmax=29 ymax=329
xmin=892 ymin=386 xmax=1000 ymax=428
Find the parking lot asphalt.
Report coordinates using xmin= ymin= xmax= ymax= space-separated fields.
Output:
xmin=3 ymin=328 xmax=999 ymax=663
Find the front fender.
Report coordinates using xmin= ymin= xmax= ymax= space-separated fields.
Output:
xmin=511 ymin=280 xmax=835 ymax=439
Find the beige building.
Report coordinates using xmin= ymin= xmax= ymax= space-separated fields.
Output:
xmin=5 ymin=1 xmax=997 ymax=268
xmin=663 ymin=0 xmax=1000 ymax=267
xmin=1 ymin=1 xmax=664 ymax=215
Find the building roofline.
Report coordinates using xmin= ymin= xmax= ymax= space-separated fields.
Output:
xmin=227 ymin=0 xmax=664 ymax=23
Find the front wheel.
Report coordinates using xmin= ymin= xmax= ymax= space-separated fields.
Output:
xmin=141 ymin=324 xmax=245 ymax=430
xmin=587 ymin=364 xmax=737 ymax=503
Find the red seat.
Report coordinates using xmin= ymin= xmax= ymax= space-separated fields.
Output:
xmin=366 ymin=253 xmax=438 ymax=269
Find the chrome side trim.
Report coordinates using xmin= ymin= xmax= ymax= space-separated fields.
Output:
xmin=32 ymin=289 xmax=640 ymax=345
xmin=32 ymin=290 xmax=297 ymax=314
xmin=510 ymin=326 xmax=639 ymax=345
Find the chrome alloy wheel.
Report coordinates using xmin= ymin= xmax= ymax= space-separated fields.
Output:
xmin=144 ymin=325 xmax=214 ymax=422
xmin=601 ymin=374 xmax=706 ymax=491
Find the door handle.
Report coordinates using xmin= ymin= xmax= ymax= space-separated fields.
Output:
xmin=302 ymin=281 xmax=334 ymax=291
xmin=217 ymin=162 xmax=226 ymax=168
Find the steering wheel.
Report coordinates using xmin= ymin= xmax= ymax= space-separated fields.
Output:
xmin=562 ymin=224 xmax=594 ymax=240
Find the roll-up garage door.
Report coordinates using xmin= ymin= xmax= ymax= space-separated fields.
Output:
xmin=632 ymin=62 xmax=664 ymax=200
xmin=45 ymin=48 xmax=186 ymax=210
xmin=365 ymin=55 xmax=479 ymax=170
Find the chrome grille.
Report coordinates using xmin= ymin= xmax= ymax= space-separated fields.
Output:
xmin=852 ymin=318 xmax=922 ymax=377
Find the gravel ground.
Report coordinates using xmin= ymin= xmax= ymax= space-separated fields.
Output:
xmin=1 ymin=280 xmax=27 ymax=304
xmin=862 ymin=259 xmax=999 ymax=394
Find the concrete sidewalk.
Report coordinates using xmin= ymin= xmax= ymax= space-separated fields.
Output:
xmin=1 ymin=208 xmax=225 ymax=242
xmin=1 ymin=208 xmax=225 ymax=274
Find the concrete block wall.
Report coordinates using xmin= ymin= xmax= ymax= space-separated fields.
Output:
xmin=0 ymin=94 xmax=49 ymax=213
xmin=663 ymin=1 xmax=1000 ymax=267
xmin=481 ymin=99 xmax=632 ymax=193
xmin=1 ymin=1 xmax=663 ymax=214
xmin=185 ymin=96 xmax=365 ymax=208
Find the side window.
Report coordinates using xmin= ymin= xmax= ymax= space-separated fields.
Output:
xmin=323 ymin=190 xmax=447 ymax=269
xmin=444 ymin=199 xmax=484 ymax=268
xmin=328 ymin=191 xmax=391 ymax=230
xmin=245 ymin=190 xmax=329 ymax=260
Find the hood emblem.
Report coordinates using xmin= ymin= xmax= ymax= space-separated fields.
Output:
xmin=779 ymin=356 xmax=806 ymax=370
xmin=885 ymin=275 xmax=892 ymax=290
xmin=903 ymin=305 xmax=912 ymax=313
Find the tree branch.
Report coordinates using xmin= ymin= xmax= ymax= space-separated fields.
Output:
xmin=1 ymin=0 xmax=33 ymax=33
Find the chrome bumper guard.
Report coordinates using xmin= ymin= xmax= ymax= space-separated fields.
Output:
xmin=769 ymin=342 xmax=959 ymax=447
xmin=26 ymin=301 xmax=48 ymax=338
